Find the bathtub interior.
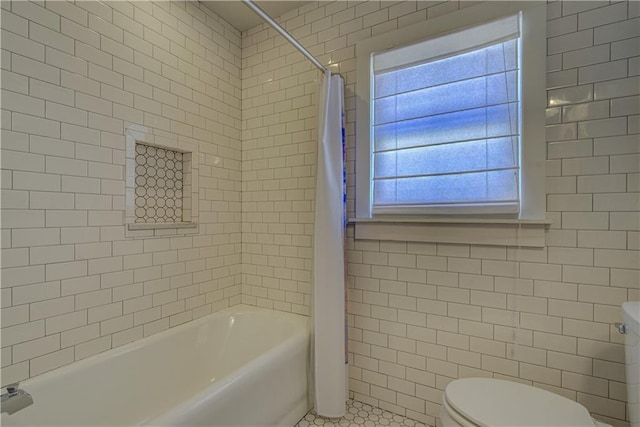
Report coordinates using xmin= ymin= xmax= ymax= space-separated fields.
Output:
xmin=1 ymin=305 xmax=309 ymax=427
xmin=207 ymin=309 xmax=305 ymax=379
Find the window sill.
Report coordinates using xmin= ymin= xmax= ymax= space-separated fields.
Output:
xmin=349 ymin=217 xmax=551 ymax=247
xmin=128 ymin=222 xmax=197 ymax=231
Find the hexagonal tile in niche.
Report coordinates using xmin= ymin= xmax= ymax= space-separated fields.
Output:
xmin=134 ymin=143 xmax=185 ymax=223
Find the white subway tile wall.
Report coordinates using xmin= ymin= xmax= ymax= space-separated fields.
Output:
xmin=1 ymin=0 xmax=242 ymax=385
xmin=0 ymin=0 xmax=637 ymax=425
xmin=242 ymin=1 xmax=638 ymax=426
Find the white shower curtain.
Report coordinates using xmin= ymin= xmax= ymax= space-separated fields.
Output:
xmin=312 ymin=71 xmax=347 ymax=418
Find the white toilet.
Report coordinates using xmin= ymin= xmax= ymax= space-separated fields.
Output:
xmin=623 ymin=301 xmax=639 ymax=427
xmin=440 ymin=301 xmax=640 ymax=427
xmin=440 ymin=377 xmax=609 ymax=427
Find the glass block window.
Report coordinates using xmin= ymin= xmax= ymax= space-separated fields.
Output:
xmin=371 ymin=14 xmax=521 ymax=215
xmin=134 ymin=143 xmax=184 ymax=223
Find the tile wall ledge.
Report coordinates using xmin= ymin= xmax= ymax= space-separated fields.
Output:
xmin=128 ymin=222 xmax=198 ymax=231
xmin=349 ymin=217 xmax=553 ymax=225
xmin=351 ymin=218 xmax=551 ymax=247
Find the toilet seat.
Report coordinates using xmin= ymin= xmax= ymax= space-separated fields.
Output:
xmin=444 ymin=378 xmax=596 ymax=426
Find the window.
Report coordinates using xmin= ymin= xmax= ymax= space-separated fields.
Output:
xmin=356 ymin=2 xmax=546 ymax=221
xmin=373 ymin=15 xmax=520 ymax=215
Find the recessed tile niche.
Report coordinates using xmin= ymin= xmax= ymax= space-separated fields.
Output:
xmin=134 ymin=144 xmax=184 ymax=223
xmin=125 ymin=125 xmax=198 ymax=236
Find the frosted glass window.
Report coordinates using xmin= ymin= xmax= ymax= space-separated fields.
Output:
xmin=371 ymin=16 xmax=521 ymax=214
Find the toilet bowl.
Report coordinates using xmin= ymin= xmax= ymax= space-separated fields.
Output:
xmin=440 ymin=378 xmax=610 ymax=427
xmin=622 ymin=301 xmax=639 ymax=427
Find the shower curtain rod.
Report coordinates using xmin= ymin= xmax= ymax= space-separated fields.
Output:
xmin=241 ymin=0 xmax=328 ymax=74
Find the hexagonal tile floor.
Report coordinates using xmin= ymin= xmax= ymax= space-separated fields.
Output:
xmin=295 ymin=400 xmax=427 ymax=427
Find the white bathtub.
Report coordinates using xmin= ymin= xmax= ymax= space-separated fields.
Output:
xmin=1 ymin=305 xmax=310 ymax=426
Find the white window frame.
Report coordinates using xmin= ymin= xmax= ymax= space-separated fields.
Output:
xmin=355 ymin=1 xmax=546 ymax=221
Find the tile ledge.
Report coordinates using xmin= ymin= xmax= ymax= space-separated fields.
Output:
xmin=128 ymin=222 xmax=197 ymax=230
xmin=349 ymin=217 xmax=552 ymax=225
xmin=352 ymin=219 xmax=549 ymax=247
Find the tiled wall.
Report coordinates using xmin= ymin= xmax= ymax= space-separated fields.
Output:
xmin=242 ymin=1 xmax=638 ymax=426
xmin=1 ymin=1 xmax=242 ymax=385
xmin=1 ymin=1 xmax=638 ymax=425
xmin=240 ymin=12 xmax=320 ymax=314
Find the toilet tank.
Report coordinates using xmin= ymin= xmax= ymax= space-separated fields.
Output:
xmin=623 ymin=302 xmax=640 ymax=427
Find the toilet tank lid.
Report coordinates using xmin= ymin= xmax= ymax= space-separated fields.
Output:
xmin=623 ymin=301 xmax=640 ymax=334
xmin=444 ymin=378 xmax=594 ymax=427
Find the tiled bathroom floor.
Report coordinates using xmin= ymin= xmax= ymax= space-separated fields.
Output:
xmin=296 ymin=400 xmax=427 ymax=427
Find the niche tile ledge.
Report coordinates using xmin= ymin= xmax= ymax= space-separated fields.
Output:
xmin=128 ymin=222 xmax=198 ymax=231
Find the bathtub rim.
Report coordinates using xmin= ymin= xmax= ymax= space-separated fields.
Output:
xmin=9 ymin=304 xmax=309 ymax=392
